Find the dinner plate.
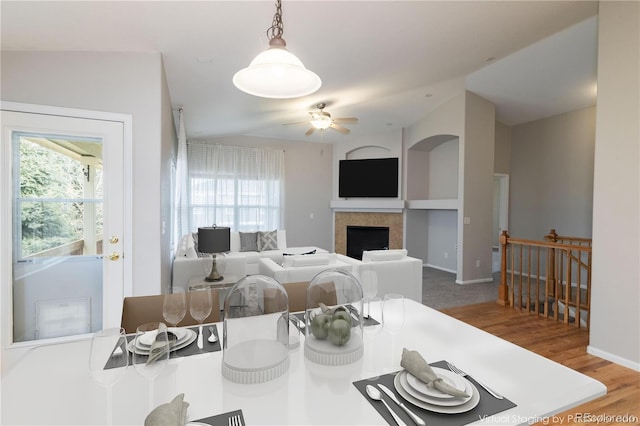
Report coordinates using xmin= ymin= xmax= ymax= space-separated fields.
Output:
xmin=398 ymin=371 xmax=472 ymax=406
xmin=395 ymin=371 xmax=480 ymax=413
xmin=128 ymin=328 xmax=197 ymax=354
xmin=405 ymin=367 xmax=468 ymax=399
xmin=137 ymin=327 xmax=189 ymax=347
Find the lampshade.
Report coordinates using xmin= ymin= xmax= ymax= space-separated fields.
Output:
xmin=233 ymin=40 xmax=321 ymax=99
xmin=197 ymin=226 xmax=230 ymax=253
xmin=232 ymin=0 xmax=321 ymax=99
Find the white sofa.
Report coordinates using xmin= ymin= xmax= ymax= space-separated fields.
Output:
xmin=172 ymin=230 xmax=328 ymax=289
xmin=357 ymin=249 xmax=423 ymax=303
xmin=258 ymin=253 xmax=360 ymax=284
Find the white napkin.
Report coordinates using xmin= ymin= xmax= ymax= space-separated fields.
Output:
xmin=146 ymin=323 xmax=170 ymax=365
xmin=400 ymin=348 xmax=469 ymax=398
xmin=144 ymin=393 xmax=189 ymax=426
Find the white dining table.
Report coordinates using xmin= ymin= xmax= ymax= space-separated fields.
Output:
xmin=1 ymin=299 xmax=606 ymax=425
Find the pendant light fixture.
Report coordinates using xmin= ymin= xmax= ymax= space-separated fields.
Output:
xmin=233 ymin=0 xmax=321 ymax=99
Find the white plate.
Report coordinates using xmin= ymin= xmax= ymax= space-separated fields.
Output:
xmin=398 ymin=371 xmax=472 ymax=406
xmin=405 ymin=367 xmax=468 ymax=399
xmin=137 ymin=327 xmax=188 ymax=347
xmin=128 ymin=329 xmax=197 ymax=354
xmin=395 ymin=371 xmax=480 ymax=413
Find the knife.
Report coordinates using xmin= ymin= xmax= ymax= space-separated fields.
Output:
xmin=378 ymin=384 xmax=426 ymax=426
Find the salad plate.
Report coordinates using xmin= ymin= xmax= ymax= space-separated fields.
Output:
xmin=405 ymin=367 xmax=468 ymax=399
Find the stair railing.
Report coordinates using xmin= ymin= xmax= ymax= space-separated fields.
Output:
xmin=497 ymin=229 xmax=592 ymax=329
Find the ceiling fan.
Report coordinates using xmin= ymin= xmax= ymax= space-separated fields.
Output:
xmin=286 ymin=103 xmax=358 ymax=135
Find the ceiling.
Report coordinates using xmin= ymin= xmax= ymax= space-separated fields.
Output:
xmin=1 ymin=1 xmax=598 ymax=144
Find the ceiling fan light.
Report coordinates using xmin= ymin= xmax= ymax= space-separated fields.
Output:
xmin=310 ymin=116 xmax=332 ymax=130
xmin=233 ymin=44 xmax=322 ymax=99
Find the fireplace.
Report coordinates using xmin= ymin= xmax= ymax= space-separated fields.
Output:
xmin=346 ymin=226 xmax=390 ymax=260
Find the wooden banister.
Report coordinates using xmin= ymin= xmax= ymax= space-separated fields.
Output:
xmin=498 ymin=229 xmax=592 ymax=329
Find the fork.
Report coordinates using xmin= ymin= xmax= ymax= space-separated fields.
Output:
xmin=446 ymin=362 xmax=504 ymax=399
xmin=228 ymin=414 xmax=243 ymax=426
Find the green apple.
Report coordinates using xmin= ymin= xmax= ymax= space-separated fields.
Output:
xmin=310 ymin=313 xmax=331 ymax=340
xmin=332 ymin=310 xmax=352 ymax=326
xmin=328 ymin=318 xmax=351 ymax=346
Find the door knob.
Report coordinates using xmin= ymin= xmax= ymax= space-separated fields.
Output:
xmin=109 ymin=236 xmax=119 ymax=244
xmin=107 ymin=252 xmax=120 ymax=261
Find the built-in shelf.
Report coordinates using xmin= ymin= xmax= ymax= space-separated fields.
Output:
xmin=406 ymin=199 xmax=459 ymax=210
xmin=330 ymin=199 xmax=406 ymax=212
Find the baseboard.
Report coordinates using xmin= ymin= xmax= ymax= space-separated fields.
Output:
xmin=455 ymin=277 xmax=495 ymax=285
xmin=587 ymin=345 xmax=640 ymax=371
xmin=424 ymin=263 xmax=456 ymax=274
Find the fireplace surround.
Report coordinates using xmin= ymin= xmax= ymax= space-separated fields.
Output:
xmin=335 ymin=212 xmax=403 ymax=256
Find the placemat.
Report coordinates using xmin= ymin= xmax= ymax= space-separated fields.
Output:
xmin=190 ymin=409 xmax=244 ymax=426
xmin=353 ymin=361 xmax=516 ymax=426
xmin=105 ymin=325 xmax=221 ymax=369
xmin=291 ymin=308 xmax=380 ymax=331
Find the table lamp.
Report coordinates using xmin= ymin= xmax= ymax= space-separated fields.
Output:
xmin=197 ymin=226 xmax=231 ymax=282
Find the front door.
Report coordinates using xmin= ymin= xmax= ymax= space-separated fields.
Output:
xmin=1 ymin=105 xmax=127 ymax=344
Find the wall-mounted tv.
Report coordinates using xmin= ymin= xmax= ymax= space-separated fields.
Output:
xmin=339 ymin=157 xmax=399 ymax=198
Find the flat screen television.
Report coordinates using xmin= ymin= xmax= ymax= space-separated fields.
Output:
xmin=339 ymin=157 xmax=399 ymax=198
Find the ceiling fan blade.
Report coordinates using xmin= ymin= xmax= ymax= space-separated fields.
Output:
xmin=330 ymin=123 xmax=350 ymax=134
xmin=283 ymin=120 xmax=309 ymax=126
xmin=333 ymin=117 xmax=358 ymax=124
xmin=305 ymin=127 xmax=316 ymax=136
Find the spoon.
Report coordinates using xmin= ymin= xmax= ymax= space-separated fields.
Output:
xmin=208 ymin=326 xmax=218 ymax=343
xmin=365 ymin=385 xmax=407 ymax=426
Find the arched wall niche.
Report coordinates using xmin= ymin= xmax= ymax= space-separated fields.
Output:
xmin=406 ymin=134 xmax=459 ymax=200
xmin=345 ymin=145 xmax=391 ymax=160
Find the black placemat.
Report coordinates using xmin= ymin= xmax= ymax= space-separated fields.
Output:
xmin=191 ymin=409 xmax=244 ymax=426
xmin=353 ymin=361 xmax=516 ymax=426
xmin=105 ymin=325 xmax=221 ymax=369
xmin=291 ymin=308 xmax=380 ymax=332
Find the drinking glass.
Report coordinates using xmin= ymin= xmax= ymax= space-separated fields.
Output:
xmin=163 ymin=287 xmax=187 ymax=328
xmin=362 ymin=296 xmax=383 ymax=335
xmin=382 ymin=294 xmax=405 ymax=334
xmin=189 ymin=286 xmax=213 ymax=349
xmin=89 ymin=327 xmax=128 ymax=425
xmin=360 ymin=269 xmax=378 ymax=318
xmin=133 ymin=322 xmax=170 ymax=410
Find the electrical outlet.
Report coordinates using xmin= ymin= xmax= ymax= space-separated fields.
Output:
xmin=476 ymin=260 xmax=481 ymax=267
xmin=464 ymin=217 xmax=471 ymax=225
xmin=444 ymin=252 xmax=448 ymax=259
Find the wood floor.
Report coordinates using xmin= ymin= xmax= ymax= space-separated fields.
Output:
xmin=440 ymin=302 xmax=640 ymax=426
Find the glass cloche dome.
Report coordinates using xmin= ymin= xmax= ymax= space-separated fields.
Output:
xmin=222 ymin=275 xmax=290 ymax=383
xmin=304 ymin=268 xmax=364 ymax=365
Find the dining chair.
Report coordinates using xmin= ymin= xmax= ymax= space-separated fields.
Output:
xmin=120 ymin=289 xmax=220 ymax=334
xmin=263 ymin=281 xmax=337 ymax=313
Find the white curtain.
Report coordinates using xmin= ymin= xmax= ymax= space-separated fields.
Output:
xmin=174 ymin=109 xmax=190 ymax=243
xmin=188 ymin=143 xmax=284 ymax=231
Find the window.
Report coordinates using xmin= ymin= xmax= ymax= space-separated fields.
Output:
xmin=187 ymin=144 xmax=284 ymax=231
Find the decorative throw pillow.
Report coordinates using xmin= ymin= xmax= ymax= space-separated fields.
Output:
xmin=239 ymin=232 xmax=259 ymax=252
xmin=258 ymin=230 xmax=278 ymax=251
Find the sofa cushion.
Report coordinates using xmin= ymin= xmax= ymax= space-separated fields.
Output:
xmin=239 ymin=232 xmax=259 ymax=252
xmin=283 ymin=253 xmax=334 ymax=268
xmin=258 ymin=230 xmax=278 ymax=251
xmin=362 ymin=249 xmax=407 ymax=262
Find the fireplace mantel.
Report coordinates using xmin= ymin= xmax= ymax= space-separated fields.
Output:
xmin=330 ymin=199 xmax=405 ymax=212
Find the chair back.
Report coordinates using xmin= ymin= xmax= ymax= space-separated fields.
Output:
xmin=120 ymin=290 xmax=220 ymax=334
xmin=263 ymin=281 xmax=337 ymax=313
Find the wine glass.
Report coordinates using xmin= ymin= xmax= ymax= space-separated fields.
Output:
xmin=133 ymin=322 xmax=170 ymax=411
xmin=382 ymin=294 xmax=405 ymax=334
xmin=360 ymin=269 xmax=378 ymax=319
xmin=89 ymin=327 xmax=128 ymax=425
xmin=163 ymin=287 xmax=187 ymax=328
xmin=189 ymin=286 xmax=213 ymax=349
xmin=363 ymin=296 xmax=383 ymax=335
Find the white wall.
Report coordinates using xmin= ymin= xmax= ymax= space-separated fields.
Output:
xmin=1 ymin=51 xmax=173 ymax=296
xmin=190 ymin=136 xmax=334 ymax=251
xmin=589 ymin=1 xmax=640 ymax=370
xmin=510 ymin=107 xmax=596 ymax=239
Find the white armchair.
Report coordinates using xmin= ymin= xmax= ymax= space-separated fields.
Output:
xmin=358 ymin=249 xmax=423 ymax=303
xmin=258 ymin=253 xmax=360 ymax=284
